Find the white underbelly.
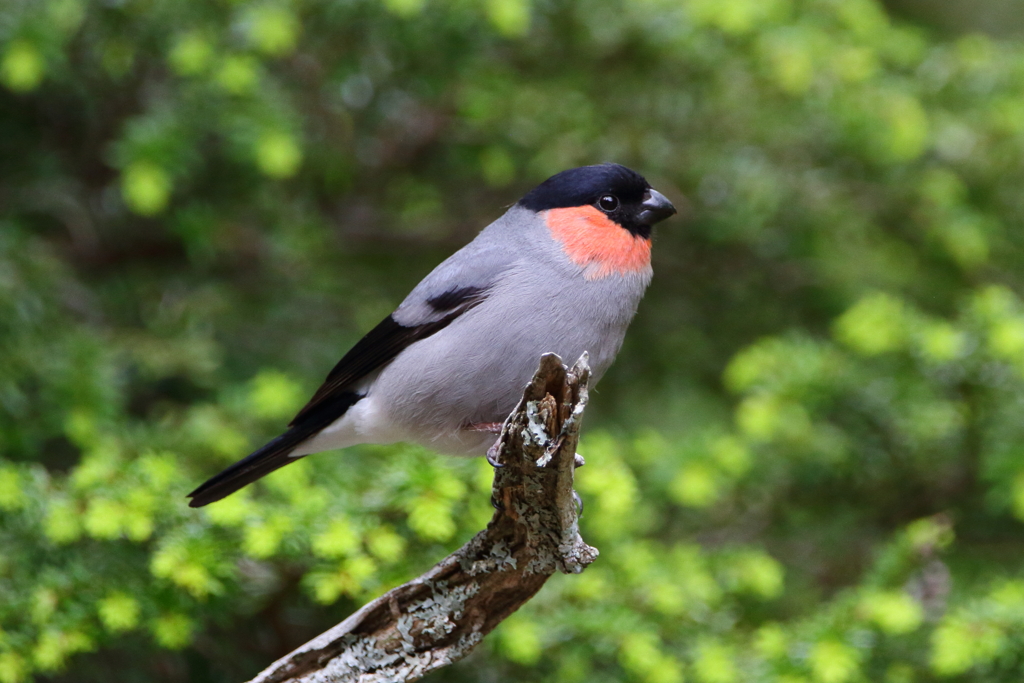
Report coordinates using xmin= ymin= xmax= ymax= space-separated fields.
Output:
xmin=289 ymin=393 xmax=498 ymax=457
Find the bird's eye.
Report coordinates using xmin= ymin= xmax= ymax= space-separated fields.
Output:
xmin=598 ymin=195 xmax=619 ymax=212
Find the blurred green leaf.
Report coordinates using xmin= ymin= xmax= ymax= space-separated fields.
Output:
xmin=3 ymin=0 xmax=1024 ymax=681
xmin=1 ymin=41 xmax=45 ymax=93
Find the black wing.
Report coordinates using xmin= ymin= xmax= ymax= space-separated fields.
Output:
xmin=290 ymin=285 xmax=490 ymax=425
xmin=187 ymin=285 xmax=490 ymax=508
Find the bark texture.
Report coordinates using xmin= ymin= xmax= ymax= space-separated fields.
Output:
xmin=247 ymin=352 xmax=598 ymax=683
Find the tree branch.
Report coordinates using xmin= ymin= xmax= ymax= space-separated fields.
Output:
xmin=247 ymin=353 xmax=598 ymax=683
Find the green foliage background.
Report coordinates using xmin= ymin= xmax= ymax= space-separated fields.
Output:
xmin=3 ymin=0 xmax=1024 ymax=681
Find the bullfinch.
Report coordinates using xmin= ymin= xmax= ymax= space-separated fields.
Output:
xmin=188 ymin=163 xmax=676 ymax=507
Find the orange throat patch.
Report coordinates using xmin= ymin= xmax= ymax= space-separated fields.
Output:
xmin=545 ymin=206 xmax=652 ymax=280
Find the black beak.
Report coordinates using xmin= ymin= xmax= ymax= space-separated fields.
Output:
xmin=638 ymin=189 xmax=676 ymax=226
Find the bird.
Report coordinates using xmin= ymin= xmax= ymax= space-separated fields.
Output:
xmin=187 ymin=163 xmax=676 ymax=507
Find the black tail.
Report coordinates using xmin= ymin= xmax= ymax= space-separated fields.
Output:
xmin=187 ymin=392 xmax=361 ymax=507
xmin=187 ymin=430 xmax=310 ymax=507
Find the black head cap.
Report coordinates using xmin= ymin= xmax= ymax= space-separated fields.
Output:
xmin=518 ymin=163 xmax=675 ymax=238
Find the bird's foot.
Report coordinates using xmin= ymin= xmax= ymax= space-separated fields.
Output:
xmin=573 ymin=490 xmax=584 ymax=516
xmin=485 ymin=440 xmax=504 ymax=468
xmin=468 ymin=422 xmax=504 ymax=434
xmin=574 ymin=452 xmax=585 ymax=468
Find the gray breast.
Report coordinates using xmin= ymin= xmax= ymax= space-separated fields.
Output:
xmin=371 ymin=262 xmax=650 ymax=438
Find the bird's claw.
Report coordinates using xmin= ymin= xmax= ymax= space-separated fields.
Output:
xmin=572 ymin=490 xmax=584 ymax=516
xmin=486 ymin=441 xmax=504 ymax=468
